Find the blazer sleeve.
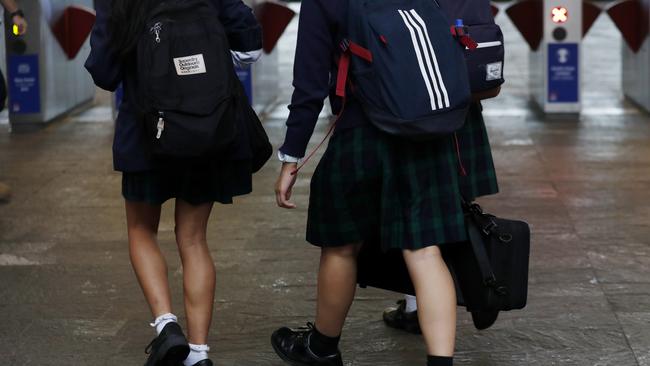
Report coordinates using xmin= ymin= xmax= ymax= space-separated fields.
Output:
xmin=218 ymin=0 xmax=263 ymax=52
xmin=279 ymin=0 xmax=336 ymax=158
xmin=84 ymin=0 xmax=123 ymax=92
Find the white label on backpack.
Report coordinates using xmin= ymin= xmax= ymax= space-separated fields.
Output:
xmin=173 ymin=54 xmax=207 ymax=76
xmin=486 ymin=62 xmax=503 ymax=81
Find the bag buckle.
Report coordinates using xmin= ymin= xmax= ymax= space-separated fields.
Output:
xmin=482 ymin=220 xmax=498 ymax=235
xmin=484 ymin=276 xmax=497 ymax=288
xmin=468 ymin=202 xmax=483 ymax=215
xmin=340 ymin=39 xmax=351 ymax=53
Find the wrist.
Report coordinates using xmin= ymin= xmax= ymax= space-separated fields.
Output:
xmin=277 ymin=151 xmax=301 ymax=164
xmin=282 ymin=162 xmax=298 ymax=173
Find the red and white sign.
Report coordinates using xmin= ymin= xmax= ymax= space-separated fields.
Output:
xmin=552 ymin=6 xmax=569 ymax=23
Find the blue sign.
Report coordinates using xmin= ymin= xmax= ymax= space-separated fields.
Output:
xmin=548 ymin=43 xmax=579 ymax=103
xmin=8 ymin=54 xmax=41 ymax=114
xmin=235 ymin=65 xmax=253 ymax=105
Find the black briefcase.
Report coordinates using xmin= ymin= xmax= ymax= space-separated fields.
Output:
xmin=445 ymin=202 xmax=530 ymax=311
xmin=357 ymin=201 xmax=530 ymax=313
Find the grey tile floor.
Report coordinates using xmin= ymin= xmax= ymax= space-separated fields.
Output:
xmin=1 ymin=4 xmax=649 ymax=366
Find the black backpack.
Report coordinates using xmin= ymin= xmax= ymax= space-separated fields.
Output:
xmin=136 ymin=0 xmax=239 ymax=156
xmin=437 ymin=0 xmax=505 ymax=94
xmin=338 ymin=0 xmax=472 ymax=139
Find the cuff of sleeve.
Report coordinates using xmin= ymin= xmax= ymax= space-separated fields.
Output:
xmin=231 ymin=49 xmax=263 ymax=66
xmin=277 ymin=151 xmax=301 ymax=163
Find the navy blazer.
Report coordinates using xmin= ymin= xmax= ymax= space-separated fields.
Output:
xmin=279 ymin=0 xmax=369 ymax=159
xmin=85 ymin=0 xmax=262 ymax=172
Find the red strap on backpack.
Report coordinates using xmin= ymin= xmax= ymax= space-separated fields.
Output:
xmin=450 ymin=25 xmax=478 ymax=50
xmin=336 ymin=39 xmax=373 ymax=98
xmin=336 ymin=53 xmax=351 ymax=98
xmin=293 ymin=40 xmax=373 ymax=175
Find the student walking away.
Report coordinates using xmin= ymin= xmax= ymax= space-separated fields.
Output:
xmin=383 ymin=101 xmax=501 ymax=334
xmin=0 ymin=0 xmax=27 ymax=204
xmin=85 ymin=1 xmax=262 ymax=365
xmin=383 ymin=0 xmax=505 ymax=335
xmin=272 ymin=0 xmax=499 ymax=365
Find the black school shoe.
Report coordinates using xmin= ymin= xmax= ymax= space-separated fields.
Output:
xmin=144 ymin=322 xmax=190 ymax=366
xmin=271 ymin=323 xmax=343 ymax=366
xmin=382 ymin=300 xmax=422 ymax=334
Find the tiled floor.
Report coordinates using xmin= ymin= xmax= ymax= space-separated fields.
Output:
xmin=0 ymin=3 xmax=649 ymax=365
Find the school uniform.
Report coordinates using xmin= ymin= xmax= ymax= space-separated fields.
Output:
xmin=85 ymin=0 xmax=262 ymax=205
xmin=281 ymin=0 xmax=498 ymax=250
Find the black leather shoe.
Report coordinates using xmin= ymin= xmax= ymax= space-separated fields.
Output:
xmin=382 ymin=300 xmax=421 ymax=334
xmin=471 ymin=310 xmax=500 ymax=330
xmin=190 ymin=360 xmax=213 ymax=366
xmin=144 ymin=322 xmax=190 ymax=366
xmin=271 ymin=323 xmax=343 ymax=366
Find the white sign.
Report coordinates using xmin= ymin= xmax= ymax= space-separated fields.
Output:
xmin=173 ymin=54 xmax=207 ymax=76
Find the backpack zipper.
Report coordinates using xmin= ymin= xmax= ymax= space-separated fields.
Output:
xmin=150 ymin=22 xmax=162 ymax=43
xmin=156 ymin=112 xmax=165 ymax=139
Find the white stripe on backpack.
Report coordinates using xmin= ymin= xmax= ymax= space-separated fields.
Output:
xmin=398 ymin=10 xmax=439 ymax=111
xmin=408 ymin=9 xmax=450 ymax=108
xmin=402 ymin=10 xmax=445 ymax=109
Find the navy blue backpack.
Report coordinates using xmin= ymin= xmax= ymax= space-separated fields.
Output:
xmin=337 ymin=0 xmax=472 ymax=139
xmin=438 ymin=0 xmax=505 ymax=95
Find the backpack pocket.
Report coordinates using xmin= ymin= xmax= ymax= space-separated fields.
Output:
xmin=464 ymin=24 xmax=505 ymax=93
xmin=136 ymin=7 xmax=240 ymax=157
xmin=145 ymin=97 xmax=238 ymax=157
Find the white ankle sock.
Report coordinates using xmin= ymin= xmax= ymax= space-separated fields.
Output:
xmin=404 ymin=295 xmax=418 ymax=313
xmin=150 ymin=313 xmax=178 ymax=335
xmin=184 ymin=343 xmax=209 ymax=366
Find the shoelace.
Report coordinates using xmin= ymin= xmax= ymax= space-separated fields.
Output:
xmin=303 ymin=322 xmax=315 ymax=330
xmin=295 ymin=322 xmax=315 ymax=334
xmin=297 ymin=322 xmax=340 ymax=359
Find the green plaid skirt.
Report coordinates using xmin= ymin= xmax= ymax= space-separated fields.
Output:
xmin=306 ymin=103 xmax=498 ymax=250
xmin=122 ymin=158 xmax=252 ymax=206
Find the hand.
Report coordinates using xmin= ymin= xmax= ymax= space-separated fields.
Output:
xmin=12 ymin=15 xmax=27 ymax=35
xmin=275 ymin=163 xmax=298 ymax=209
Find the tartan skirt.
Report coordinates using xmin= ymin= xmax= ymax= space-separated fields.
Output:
xmin=122 ymin=158 xmax=253 ymax=206
xmin=306 ymin=103 xmax=498 ymax=250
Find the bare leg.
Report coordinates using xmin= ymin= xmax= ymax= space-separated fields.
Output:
xmin=314 ymin=243 xmax=362 ymax=337
xmin=174 ymin=199 xmax=215 ymax=345
xmin=403 ymin=246 xmax=456 ymax=357
xmin=126 ymin=200 xmax=171 ymax=317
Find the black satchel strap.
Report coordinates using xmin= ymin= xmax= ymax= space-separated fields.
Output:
xmin=461 ymin=198 xmax=498 ymax=287
xmin=466 ymin=214 xmax=498 ymax=288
